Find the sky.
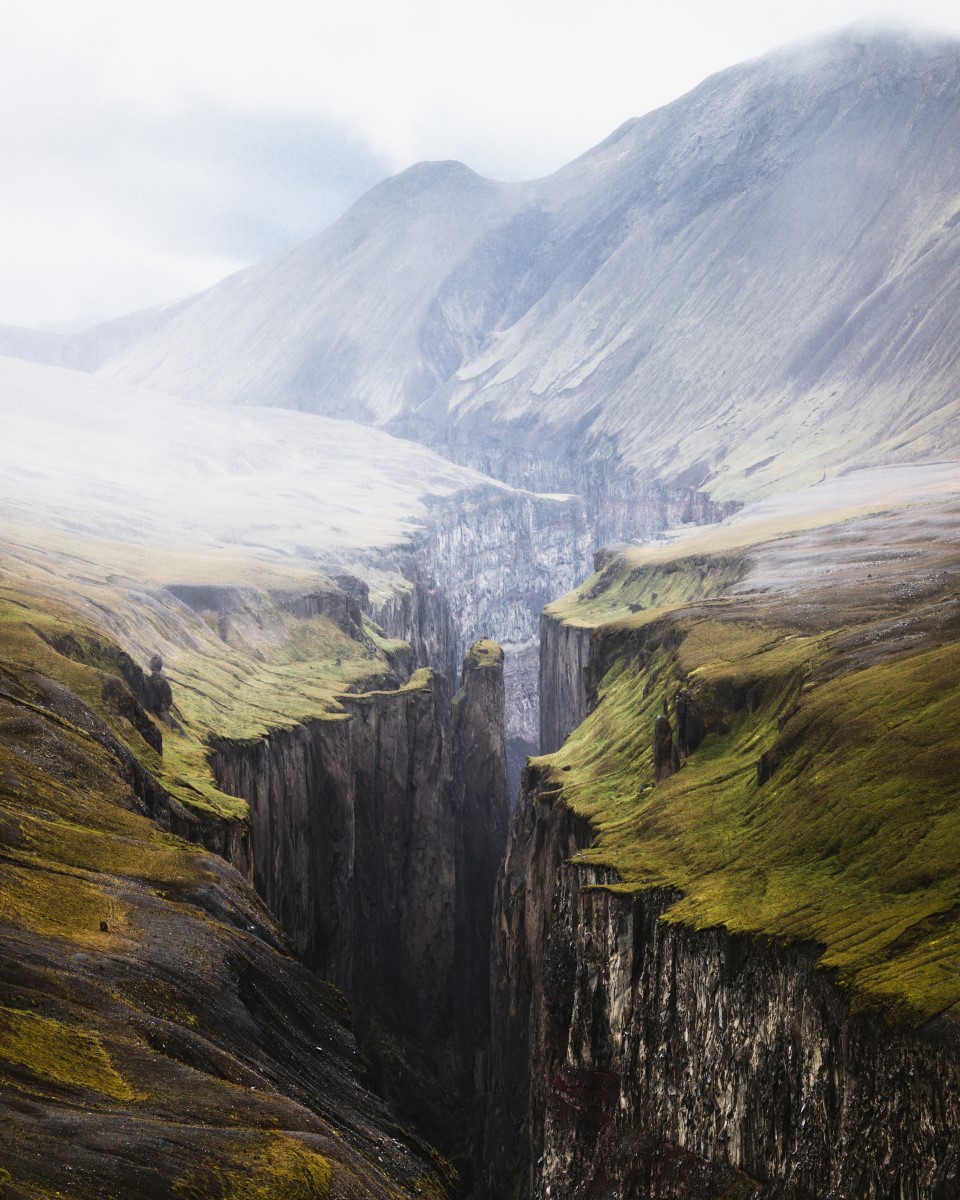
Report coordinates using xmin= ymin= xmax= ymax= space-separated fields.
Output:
xmin=4 ymin=0 xmax=960 ymax=330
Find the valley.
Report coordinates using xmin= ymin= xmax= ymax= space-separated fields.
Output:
xmin=1 ymin=25 xmax=959 ymax=1200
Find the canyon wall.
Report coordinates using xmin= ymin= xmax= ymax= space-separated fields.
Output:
xmin=479 ymin=612 xmax=960 ymax=1199
xmin=210 ymin=645 xmax=510 ymax=1169
xmin=538 ymin=613 xmax=593 ymax=754
xmin=408 ymin=485 xmax=591 ymax=792
xmin=483 ymin=780 xmax=960 ymax=1198
xmin=375 ymin=472 xmax=733 ymax=796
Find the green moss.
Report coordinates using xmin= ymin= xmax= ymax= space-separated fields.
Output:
xmin=0 ymin=859 xmax=132 ymax=948
xmin=0 ymin=1005 xmax=137 ymax=1102
xmin=174 ymin=1133 xmax=331 ymax=1199
xmin=352 ymin=667 xmax=434 ymax=699
xmin=0 ymin=564 xmax=421 ymax=825
xmin=547 ymin=553 xmax=748 ymax=628
xmin=548 ymin=614 xmax=960 ymax=1024
xmin=466 ymin=638 xmax=503 ymax=669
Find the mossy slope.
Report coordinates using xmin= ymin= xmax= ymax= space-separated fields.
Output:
xmin=541 ymin=500 xmax=960 ymax=1025
xmin=0 ymin=553 xmax=453 ymax=1197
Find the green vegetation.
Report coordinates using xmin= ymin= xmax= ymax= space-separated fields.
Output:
xmin=466 ymin=638 xmax=504 ymax=669
xmin=547 ymin=553 xmax=748 ymax=627
xmin=0 ymin=539 xmax=412 ymax=824
xmin=174 ymin=1133 xmax=332 ymax=1199
xmin=0 ymin=524 xmax=449 ymax=1196
xmin=543 ymin=544 xmax=960 ymax=1025
xmin=0 ymin=1006 xmax=137 ymax=1102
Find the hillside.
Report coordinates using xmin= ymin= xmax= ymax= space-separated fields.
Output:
xmin=479 ymin=468 xmax=960 ymax=1198
xmin=96 ymin=28 xmax=960 ymax=500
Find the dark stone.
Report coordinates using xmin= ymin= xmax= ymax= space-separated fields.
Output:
xmin=143 ymin=663 xmax=173 ymax=720
xmin=100 ymin=675 xmax=163 ymax=754
xmin=675 ymin=691 xmax=706 ymax=758
xmin=757 ymin=749 xmax=779 ymax=785
xmin=207 ymin=640 xmax=510 ymax=1165
xmin=653 ymin=713 xmax=680 ymax=783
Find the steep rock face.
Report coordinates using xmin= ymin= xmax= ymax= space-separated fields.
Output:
xmin=452 ymin=643 xmax=510 ymax=1039
xmin=481 ymin=772 xmax=960 ymax=1199
xmin=401 ymin=474 xmax=734 ymax=790
xmin=426 ymin=445 xmax=740 ymax=551
xmin=373 ymin=566 xmax=460 ymax=686
xmin=482 ymin=527 xmax=960 ymax=1199
xmin=476 ymin=765 xmax=594 ymax=1200
xmin=539 ymin=613 xmax=592 ymax=754
xmin=0 ymin=637 xmax=453 ymax=1200
xmin=372 ymin=483 xmax=593 ymax=792
xmin=210 ymin=646 xmax=510 ymax=1164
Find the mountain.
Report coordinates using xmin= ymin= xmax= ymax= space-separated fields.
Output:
xmin=99 ymin=28 xmax=960 ymax=500
xmin=4 ymin=27 xmax=960 ymax=1200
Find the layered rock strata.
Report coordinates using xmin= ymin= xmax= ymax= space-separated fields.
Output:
xmin=210 ymin=642 xmax=510 ymax=1166
xmin=480 ymin=572 xmax=960 ymax=1199
xmin=482 ymin=771 xmax=960 ymax=1198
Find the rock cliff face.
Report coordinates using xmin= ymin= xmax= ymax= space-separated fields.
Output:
xmin=480 ymin=583 xmax=960 ymax=1200
xmin=452 ymin=642 xmax=510 ymax=1069
xmin=0 ymin=617 xmax=455 ymax=1200
xmin=482 ymin=773 xmax=960 ymax=1200
xmin=538 ymin=612 xmax=593 ymax=754
xmin=426 ymin=445 xmax=739 ymax=551
xmin=210 ymin=644 xmax=510 ymax=1166
xmin=361 ymin=482 xmax=592 ymax=797
xmin=383 ymin=473 xmax=728 ymax=796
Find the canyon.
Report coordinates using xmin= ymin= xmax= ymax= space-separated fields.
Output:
xmin=482 ymin=481 xmax=960 ymax=1197
xmin=1 ymin=25 xmax=960 ymax=1200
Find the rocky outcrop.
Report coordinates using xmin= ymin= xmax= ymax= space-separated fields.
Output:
xmin=373 ymin=567 xmax=460 ymax=686
xmin=539 ymin=613 xmax=593 ymax=754
xmin=452 ymin=641 xmax=510 ymax=1062
xmin=430 ymin=445 xmax=739 ymax=550
xmin=652 ymin=711 xmax=680 ymax=782
xmin=368 ymin=482 xmax=592 ymax=793
xmin=209 ymin=643 xmax=510 ymax=1166
xmin=482 ymin=782 xmax=960 ymax=1198
xmin=142 ymin=653 xmax=173 ymax=720
xmin=371 ymin=464 xmax=730 ymax=793
xmin=0 ymin=672 xmax=453 ymax=1200
xmin=479 ymin=603 xmax=960 ymax=1200
xmin=476 ymin=763 xmax=595 ymax=1200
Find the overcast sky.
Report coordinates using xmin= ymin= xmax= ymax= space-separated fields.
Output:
xmin=4 ymin=0 xmax=960 ymax=329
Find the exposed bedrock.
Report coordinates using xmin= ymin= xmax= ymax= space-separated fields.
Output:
xmin=478 ymin=610 xmax=960 ymax=1199
xmin=423 ymin=440 xmax=740 ymax=549
xmin=359 ymin=463 xmax=731 ymax=804
xmin=551 ymin=872 xmax=960 ymax=1200
xmin=395 ymin=471 xmax=733 ymax=793
xmin=209 ymin=642 xmax=510 ymax=1171
xmin=365 ymin=483 xmax=591 ymax=798
xmin=538 ymin=613 xmax=593 ymax=755
xmin=482 ymin=782 xmax=960 ymax=1199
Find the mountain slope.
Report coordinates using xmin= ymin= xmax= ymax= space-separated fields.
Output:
xmin=101 ymin=162 xmax=528 ymax=422
xmin=101 ymin=28 xmax=960 ymax=499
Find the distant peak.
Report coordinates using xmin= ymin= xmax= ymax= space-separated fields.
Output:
xmin=392 ymin=159 xmax=488 ymax=192
xmin=756 ymin=21 xmax=960 ymax=81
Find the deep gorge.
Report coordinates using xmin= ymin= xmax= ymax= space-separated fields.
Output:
xmin=177 ymin=477 xmax=960 ymax=1199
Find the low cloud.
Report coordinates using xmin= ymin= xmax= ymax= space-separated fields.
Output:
xmin=4 ymin=0 xmax=960 ymax=327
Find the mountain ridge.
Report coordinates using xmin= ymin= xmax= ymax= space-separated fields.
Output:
xmin=87 ymin=27 xmax=960 ymax=505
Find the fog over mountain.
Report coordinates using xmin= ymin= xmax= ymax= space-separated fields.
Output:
xmin=2 ymin=26 xmax=960 ymax=1200
xmin=90 ymin=28 xmax=960 ymax=502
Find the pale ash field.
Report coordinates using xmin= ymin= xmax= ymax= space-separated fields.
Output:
xmin=0 ymin=354 xmax=506 ymax=572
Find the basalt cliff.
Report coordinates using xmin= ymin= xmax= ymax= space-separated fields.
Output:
xmin=2 ymin=25 xmax=960 ymax=1200
xmin=480 ymin=485 xmax=960 ymax=1199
